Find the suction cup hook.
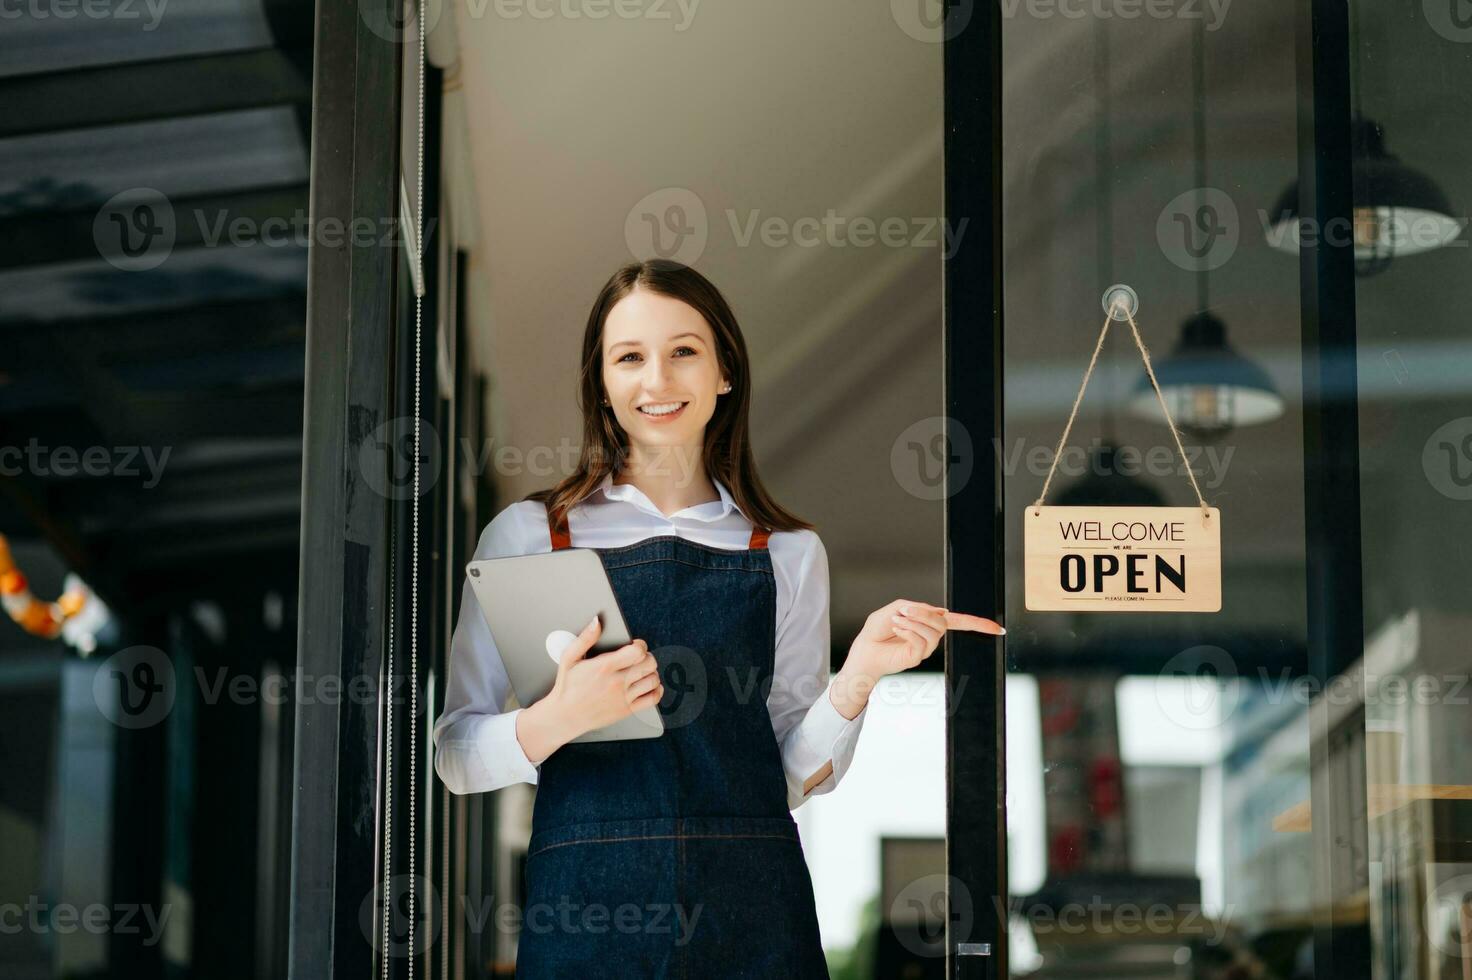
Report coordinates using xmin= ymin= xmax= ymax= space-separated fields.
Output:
xmin=1101 ymin=283 xmax=1139 ymax=321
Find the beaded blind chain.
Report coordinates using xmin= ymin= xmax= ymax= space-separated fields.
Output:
xmin=382 ymin=1 xmax=428 ymax=977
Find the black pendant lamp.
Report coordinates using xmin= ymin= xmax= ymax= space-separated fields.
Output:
xmin=1265 ymin=115 xmax=1462 ymax=276
xmin=1128 ymin=310 xmax=1283 ymax=436
xmin=1129 ymin=15 xmax=1282 ymax=438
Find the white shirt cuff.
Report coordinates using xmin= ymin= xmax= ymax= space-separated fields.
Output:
xmin=471 ymin=708 xmax=540 ymax=788
xmin=785 ymin=677 xmax=867 ymax=804
xmin=806 ymin=677 xmax=866 ymax=753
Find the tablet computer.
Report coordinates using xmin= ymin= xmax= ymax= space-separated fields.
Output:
xmin=466 ymin=548 xmax=664 ymax=743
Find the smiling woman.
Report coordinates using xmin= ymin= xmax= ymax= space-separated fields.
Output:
xmin=431 ymin=259 xmax=1002 ymax=976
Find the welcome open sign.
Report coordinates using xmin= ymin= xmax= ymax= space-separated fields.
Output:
xmin=1025 ymin=288 xmax=1226 ymax=614
xmin=1024 ymin=506 xmax=1221 ymax=612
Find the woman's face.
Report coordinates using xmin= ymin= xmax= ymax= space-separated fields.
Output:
xmin=601 ymin=288 xmax=727 ymax=465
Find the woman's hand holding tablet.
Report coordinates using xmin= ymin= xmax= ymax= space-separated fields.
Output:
xmin=552 ymin=615 xmax=665 ymax=727
xmin=514 ymin=615 xmax=664 ymax=765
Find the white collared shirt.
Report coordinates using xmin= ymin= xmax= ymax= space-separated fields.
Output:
xmin=432 ymin=473 xmax=866 ymax=811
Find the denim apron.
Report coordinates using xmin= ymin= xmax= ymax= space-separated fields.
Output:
xmin=515 ymin=512 xmax=830 ymax=978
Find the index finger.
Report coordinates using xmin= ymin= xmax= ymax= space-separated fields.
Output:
xmin=597 ymin=642 xmax=650 ymax=670
xmin=944 ymin=611 xmax=1006 ymax=635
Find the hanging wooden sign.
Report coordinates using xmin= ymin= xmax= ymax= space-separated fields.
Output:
xmin=1025 ymin=505 xmax=1221 ymax=611
xmin=1023 ymin=286 xmax=1223 ymax=614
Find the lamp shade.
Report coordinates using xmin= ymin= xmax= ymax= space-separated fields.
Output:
xmin=1266 ymin=116 xmax=1463 ymax=275
xmin=1128 ymin=311 xmax=1283 ymax=435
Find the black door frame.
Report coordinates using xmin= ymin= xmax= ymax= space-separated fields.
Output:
xmin=287 ymin=0 xmax=402 ymax=972
xmin=1294 ymin=1 xmax=1372 ymax=976
xmin=943 ymin=0 xmax=1007 ymax=976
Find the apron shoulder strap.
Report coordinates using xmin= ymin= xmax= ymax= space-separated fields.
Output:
xmin=546 ymin=508 xmax=571 ymax=551
xmin=747 ymin=526 xmax=770 ymax=551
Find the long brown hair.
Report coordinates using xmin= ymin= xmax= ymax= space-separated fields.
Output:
xmin=525 ymin=259 xmax=813 ymax=534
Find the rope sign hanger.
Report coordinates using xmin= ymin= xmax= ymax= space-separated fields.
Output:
xmin=1023 ymin=286 xmax=1223 ymax=614
xmin=1032 ymin=284 xmax=1210 ymax=521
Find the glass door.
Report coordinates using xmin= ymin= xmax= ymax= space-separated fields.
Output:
xmin=945 ymin=1 xmax=1472 ymax=977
